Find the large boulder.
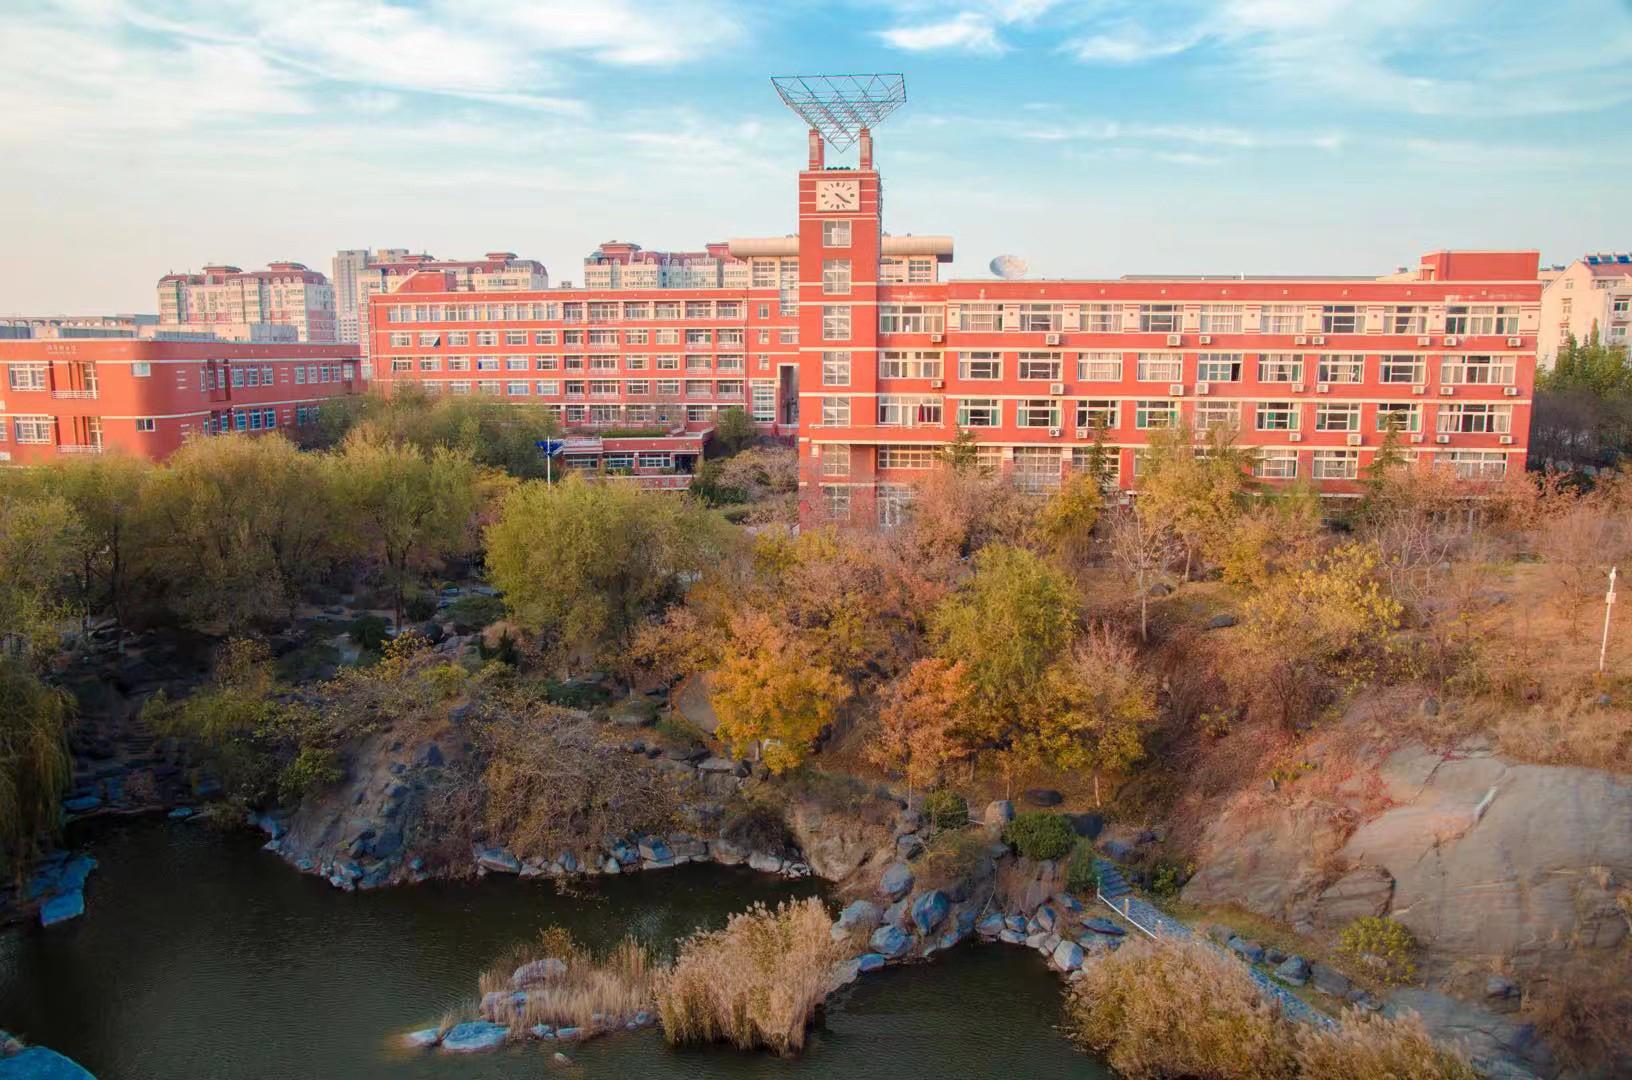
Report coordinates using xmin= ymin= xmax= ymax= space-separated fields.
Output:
xmin=869 ymin=925 xmax=910 ymax=959
xmin=1309 ymin=864 xmax=1394 ymax=929
xmin=880 ymin=863 xmax=914 ymax=901
xmin=1051 ymin=939 xmax=1085 ymax=972
xmin=474 ymin=848 xmax=521 ymax=874
xmin=608 ymin=696 xmax=658 ymax=728
xmin=1385 ymin=988 xmax=1554 ymax=1078
xmin=786 ymin=799 xmax=895 ymax=883
xmin=511 ymin=958 xmax=567 ymax=987
xmin=910 ymin=890 xmax=950 ymax=935
xmin=439 ymin=1021 xmax=510 ymax=1053
xmin=836 ymin=900 xmax=882 ymax=932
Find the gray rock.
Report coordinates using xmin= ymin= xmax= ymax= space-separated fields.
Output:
xmin=511 ymin=958 xmax=567 ymax=987
xmin=1309 ymin=962 xmax=1352 ymax=998
xmin=1273 ymin=955 xmax=1311 ymax=986
xmin=1386 ymin=988 xmax=1555 ymax=1078
xmin=439 ymin=1021 xmax=509 ymax=1053
xmin=609 ymin=695 xmax=658 ymax=728
xmin=880 ymin=862 xmax=914 ymax=900
xmin=870 ymin=924 xmax=910 ymax=958
xmin=910 ymin=890 xmax=950 ymax=934
xmin=637 ymin=836 xmax=673 ymax=862
xmin=1227 ymin=936 xmax=1266 ymax=964
xmin=474 ymin=847 xmax=521 ymax=874
xmin=1023 ymin=788 xmax=1064 ymax=807
xmin=1205 ymin=613 xmax=1239 ymax=630
xmin=402 ymin=1028 xmax=441 ymax=1048
xmin=697 ymin=756 xmax=737 ymax=773
xmin=1052 ymin=939 xmax=1085 ymax=971
xmin=983 ymin=800 xmax=1015 ymax=827
xmin=895 ymin=833 xmax=925 ymax=859
xmin=836 ymin=900 xmax=882 ymax=931
xmin=1420 ymin=695 xmax=1440 ymax=717
xmin=748 ymin=852 xmax=784 ymax=874
xmin=1101 ymin=838 xmax=1139 ymax=862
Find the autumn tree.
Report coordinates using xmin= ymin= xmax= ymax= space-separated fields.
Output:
xmin=1037 ymin=471 xmax=1103 ymax=569
xmin=905 ymin=461 xmax=1036 ymax=563
xmin=0 ymin=660 xmax=72 ymax=883
xmin=0 ymin=489 xmax=78 ymax=662
xmin=711 ymin=609 xmax=848 ymax=773
xmin=1018 ymin=627 xmax=1155 ymax=805
xmin=1106 ymin=503 xmax=1181 ymax=642
xmin=714 ymin=406 xmax=756 ymax=454
xmin=330 ymin=432 xmax=479 ymax=631
xmin=1137 ymin=421 xmax=1255 ymax=580
xmin=1213 ymin=483 xmax=1323 ymax=589
xmin=869 ymin=657 xmax=973 ymax=797
xmin=46 ymin=454 xmax=151 ymax=637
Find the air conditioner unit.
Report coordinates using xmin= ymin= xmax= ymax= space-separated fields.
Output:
xmin=1288 ymin=432 xmax=1303 ymax=442
xmin=1416 ymin=336 xmax=1431 ymax=346
xmin=930 ymin=333 xmax=945 ymax=344
xmin=1048 ymin=428 xmax=1063 ymax=438
xmin=1075 ymin=427 xmax=1090 ymax=439
xmin=1435 ymin=434 xmax=1451 ymax=444
xmin=1045 ymin=333 xmax=1062 ymax=346
xmin=1506 ymin=336 xmax=1522 ymax=347
xmin=1198 ymin=334 xmax=1212 ymax=345
xmin=1295 ymin=336 xmax=1308 ymax=346
xmin=1444 ymin=335 xmax=1460 ymax=346
xmin=1409 ymin=433 xmax=1425 ymax=444
xmin=1169 ymin=383 xmax=1186 ymax=396
xmin=1502 ymin=386 xmax=1519 ymax=396
xmin=1346 ymin=433 xmax=1363 ymax=446
xmin=930 ymin=379 xmax=944 ymax=389
xmin=1195 ymin=382 xmax=1210 ymax=395
xmin=1316 ymin=383 xmax=1331 ymax=393
xmin=1166 ymin=334 xmax=1182 ymax=346
xmin=1049 ymin=382 xmax=1065 ymax=396
xmin=1499 ymin=434 xmax=1515 ymax=445
xmin=1411 ymin=384 xmax=1427 ymax=395
xmin=1291 ymin=382 xmax=1305 ymax=393
xmin=1439 ymin=386 xmax=1455 ymax=396
xmin=1312 ymin=335 xmax=1326 ymax=345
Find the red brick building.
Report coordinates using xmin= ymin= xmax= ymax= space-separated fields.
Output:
xmin=367 ymin=128 xmax=1541 ymax=518
xmin=0 ymin=339 xmax=360 ymax=464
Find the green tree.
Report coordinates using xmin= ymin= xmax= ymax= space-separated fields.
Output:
xmin=1019 ymin=628 xmax=1154 ymax=805
xmin=0 ymin=489 xmax=78 ymax=663
xmin=1138 ymin=421 xmax=1255 ymax=580
xmin=714 ymin=406 xmax=756 ymax=454
xmin=330 ymin=432 xmax=479 ymax=631
xmin=0 ymin=660 xmax=72 ymax=883
xmin=1037 ymin=471 xmax=1103 ymax=568
xmin=47 ymin=454 xmax=151 ymax=637
xmin=936 ymin=428 xmax=985 ymax=473
xmin=711 ymin=609 xmax=848 ymax=773
xmin=486 ymin=475 xmax=726 ymax=672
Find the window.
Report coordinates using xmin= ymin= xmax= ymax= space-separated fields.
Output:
xmin=1385 ymin=306 xmax=1427 ymax=334
xmin=685 ymin=301 xmax=712 ymax=320
xmin=1136 ymin=353 xmax=1182 ymax=382
xmin=1441 ymin=355 xmax=1515 ymax=385
xmin=448 ymin=332 xmax=470 ymax=346
xmin=1379 ymin=355 xmax=1425 ymax=383
xmin=1076 ymin=400 xmax=1118 ymax=429
xmin=478 ymin=380 xmax=502 ymax=396
xmin=957 ymin=398 xmax=1001 ymax=427
xmin=1437 ymin=404 xmax=1511 ymax=434
xmin=879 ymin=351 xmax=943 ymax=379
xmin=1071 ymin=446 xmax=1120 ymax=487
xmin=1137 ymin=304 xmax=1179 ymax=333
xmin=293 ymin=366 xmax=306 ymax=384
xmin=231 ymin=368 xmax=245 ymax=388
xmin=475 ymin=356 xmax=500 ymax=371
xmin=878 ymin=304 xmax=944 ymax=334
xmin=1254 ymin=450 xmax=1299 ymax=479
xmin=1320 ymin=305 xmax=1363 ymax=334
xmin=505 ymin=331 xmax=526 ymax=346
xmin=1082 ymin=304 xmax=1119 ymax=333
xmin=822 ymin=220 xmax=850 ymax=247
xmin=1135 ymin=400 xmax=1177 ymax=429
xmin=749 ymin=382 xmax=774 ymax=423
xmin=536 ymin=380 xmax=560 ymax=395
xmin=1316 ymin=354 xmax=1364 ymax=383
xmin=7 ymin=364 xmax=46 ymax=391
xmin=131 ymin=362 xmax=151 ymax=377
xmin=390 ymin=358 xmax=413 ymax=373
xmin=1376 ymin=403 xmax=1420 ymax=433
xmin=685 ymin=329 xmax=712 ymax=348
xmin=1016 ymin=399 xmax=1061 ymax=428
xmin=1435 ymin=450 xmax=1507 ymax=480
xmin=822 ymin=259 xmax=851 ymax=295
xmin=655 ymin=329 xmax=680 ymax=345
xmin=958 ymin=352 xmax=1001 ymax=379
xmin=822 ymin=305 xmax=851 ymax=341
xmin=1260 ymin=304 xmax=1301 ymax=334
xmin=476 ymin=330 xmax=498 ymax=347
xmin=533 ymin=330 xmax=556 ymax=345
xmin=389 ymin=332 xmax=411 ymax=347
xmin=1012 ymin=447 xmax=1062 ymax=494
xmin=822 ymin=351 xmax=851 ymax=386
xmin=1199 ymin=305 xmax=1243 ymax=333
xmin=624 ymin=329 xmax=649 ymax=345
xmin=779 ymin=328 xmax=798 ymax=344
xmin=959 ymin=304 xmax=1001 ymax=332
xmin=1311 ymin=450 xmax=1359 ymax=480
xmin=1194 ymin=400 xmax=1241 ymax=430
xmin=878 ymin=395 xmax=943 ymax=426
xmin=877 ymin=446 xmax=939 ymax=469
xmin=1613 ymin=298 xmax=1630 ymax=315
xmin=1257 ymin=354 xmax=1304 ymax=382
xmin=627 ymin=380 xmax=649 ymax=395
xmin=821 ymin=396 xmax=851 ymax=426
xmin=1315 ymin=403 xmax=1360 ymax=432
xmin=1018 ymin=305 xmax=1063 ymax=333
xmin=1445 ymin=305 xmax=1519 ymax=336
xmin=135 ymin=418 xmax=156 ymax=432
xmin=1255 ymin=402 xmax=1300 ymax=431
xmin=655 ymin=355 xmax=680 ymax=370
xmin=877 ymin=484 xmax=914 ymax=528
xmin=654 ymin=302 xmax=680 ymax=320
xmin=820 ymin=444 xmax=850 ymax=477
xmin=1077 ymin=352 xmax=1123 ymax=381
xmin=821 ymin=485 xmax=851 ymax=521
xmin=1196 ymin=354 xmax=1242 ymax=382
xmin=656 ymin=379 xmax=679 ymax=396
xmin=1018 ymin=352 xmax=1062 ymax=380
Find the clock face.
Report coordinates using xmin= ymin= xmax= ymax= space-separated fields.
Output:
xmin=816 ymin=180 xmax=859 ymax=212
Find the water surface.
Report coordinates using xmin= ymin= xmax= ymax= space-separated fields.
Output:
xmin=0 ymin=821 xmax=1101 ymax=1079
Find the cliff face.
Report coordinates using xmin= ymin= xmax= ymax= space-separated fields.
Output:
xmin=1183 ymin=738 xmax=1632 ymax=986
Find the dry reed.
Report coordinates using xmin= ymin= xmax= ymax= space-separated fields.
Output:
xmin=473 ymin=927 xmax=659 ymax=1038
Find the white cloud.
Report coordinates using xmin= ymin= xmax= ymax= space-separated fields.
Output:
xmin=874 ymin=0 xmax=1059 ymax=53
xmin=879 ymin=12 xmax=1006 ymax=52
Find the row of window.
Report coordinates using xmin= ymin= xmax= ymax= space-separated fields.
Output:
xmin=383 ymin=300 xmax=749 ymax=324
xmin=817 ymin=396 xmax=1513 ymax=433
xmin=387 ymin=327 xmax=762 ymax=348
xmin=949 ymin=303 xmax=1522 ymax=336
xmin=385 ymin=391 xmax=754 ymax=426
xmin=387 ymin=354 xmax=750 ymax=374
xmin=198 ymin=362 xmax=354 ymax=391
xmin=387 ymin=378 xmax=747 ymax=400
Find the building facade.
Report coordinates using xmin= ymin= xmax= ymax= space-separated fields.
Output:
xmin=0 ymin=340 xmax=361 ymax=464
xmin=336 ymin=249 xmax=548 ymax=345
xmin=157 ymin=263 xmax=337 ymax=342
xmin=368 ymin=129 xmax=1541 ymax=518
xmin=1538 ymin=253 xmax=1632 ymax=365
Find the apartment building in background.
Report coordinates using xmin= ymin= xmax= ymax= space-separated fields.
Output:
xmin=334 ymin=249 xmax=549 ymax=343
xmin=366 ymin=128 xmax=1541 ymax=516
xmin=1538 ymin=252 xmax=1632 ymax=365
xmin=0 ymin=314 xmax=162 ymax=340
xmin=157 ymin=263 xmax=337 ymax=343
xmin=0 ymin=339 xmax=361 ymax=463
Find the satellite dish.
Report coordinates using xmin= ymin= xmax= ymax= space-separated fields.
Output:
xmin=990 ymin=255 xmax=1028 ymax=280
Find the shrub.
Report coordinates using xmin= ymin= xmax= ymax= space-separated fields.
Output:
xmin=447 ymin=593 xmax=505 ymax=632
xmin=1148 ymin=858 xmax=1192 ymax=900
xmin=1065 ymin=839 xmax=1098 ymax=893
xmin=1295 ymin=1010 xmax=1477 ymax=1080
xmin=1063 ymin=935 xmax=1297 ymax=1079
xmin=277 ymin=744 xmax=342 ymax=803
xmin=721 ymin=799 xmax=796 ymax=857
xmin=1004 ymin=811 xmax=1075 ymax=861
xmin=922 ymin=789 xmax=969 ymax=830
xmin=349 ymin=614 xmax=390 ymax=653
xmin=543 ymin=677 xmax=614 ymax=709
xmin=656 ymin=897 xmax=837 ymax=1055
xmin=402 ymin=588 xmax=438 ymax=623
xmin=916 ymin=829 xmax=994 ymax=891
xmin=1335 ymin=916 xmax=1418 ymax=987
xmin=1527 ymin=959 xmax=1632 ymax=1073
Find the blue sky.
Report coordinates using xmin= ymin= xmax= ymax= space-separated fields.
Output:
xmin=2 ymin=0 xmax=1629 ymax=313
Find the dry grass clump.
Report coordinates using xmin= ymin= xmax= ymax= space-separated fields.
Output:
xmin=656 ymin=896 xmax=838 ymax=1055
xmin=1063 ymin=936 xmax=1478 ymax=1080
xmin=1527 ymin=956 xmax=1632 ymax=1074
xmin=475 ymin=926 xmax=659 ymax=1036
xmin=1064 ymin=936 xmax=1298 ymax=1079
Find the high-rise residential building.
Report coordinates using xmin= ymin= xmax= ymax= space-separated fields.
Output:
xmin=0 ymin=340 xmax=361 ymax=463
xmin=157 ymin=263 xmax=337 ymax=342
xmin=0 ymin=314 xmax=160 ymax=340
xmin=581 ymin=241 xmax=753 ymax=290
xmin=366 ymin=127 xmax=1541 ymax=514
xmin=1538 ymin=253 xmax=1632 ymax=365
xmin=332 ymin=249 xmax=548 ymax=345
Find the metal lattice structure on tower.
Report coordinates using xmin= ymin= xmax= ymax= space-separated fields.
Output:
xmin=770 ymin=74 xmax=907 ymax=150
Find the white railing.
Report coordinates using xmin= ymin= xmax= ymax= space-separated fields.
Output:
xmin=51 ymin=389 xmax=99 ymax=400
xmin=57 ymin=444 xmax=104 ymax=454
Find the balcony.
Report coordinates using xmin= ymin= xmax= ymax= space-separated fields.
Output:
xmin=684 ymin=341 xmax=713 ymax=351
xmin=51 ymin=389 xmax=99 ymax=400
xmin=57 ymin=444 xmax=104 ymax=455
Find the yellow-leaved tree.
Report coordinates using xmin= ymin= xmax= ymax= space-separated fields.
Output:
xmin=711 ymin=610 xmax=848 ymax=774
xmin=1018 ymin=627 xmax=1155 ymax=806
xmin=869 ymin=657 xmax=974 ymax=798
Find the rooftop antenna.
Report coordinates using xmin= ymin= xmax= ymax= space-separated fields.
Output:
xmin=770 ymin=73 xmax=906 ymax=150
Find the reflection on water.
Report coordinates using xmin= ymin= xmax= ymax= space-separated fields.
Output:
xmin=0 ymin=821 xmax=1102 ymax=1079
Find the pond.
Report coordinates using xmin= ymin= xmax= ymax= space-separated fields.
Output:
xmin=0 ymin=821 xmax=1104 ymax=1079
